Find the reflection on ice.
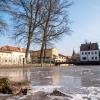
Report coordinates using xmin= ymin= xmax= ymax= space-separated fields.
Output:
xmin=0 ymin=66 xmax=100 ymax=99
xmin=0 ymin=68 xmax=31 ymax=82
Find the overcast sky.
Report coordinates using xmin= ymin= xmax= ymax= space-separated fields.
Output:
xmin=0 ymin=0 xmax=100 ymax=56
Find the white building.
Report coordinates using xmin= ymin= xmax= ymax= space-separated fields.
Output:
xmin=56 ymin=54 xmax=67 ymax=62
xmin=80 ymin=43 xmax=100 ymax=61
xmin=0 ymin=46 xmax=26 ymax=65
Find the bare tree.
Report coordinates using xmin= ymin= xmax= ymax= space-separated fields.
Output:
xmin=0 ymin=0 xmax=71 ymax=65
xmin=39 ymin=0 xmax=72 ymax=64
xmin=0 ymin=0 xmax=8 ymax=34
xmin=1 ymin=0 xmax=44 ymax=63
xmin=0 ymin=18 xmax=7 ymax=34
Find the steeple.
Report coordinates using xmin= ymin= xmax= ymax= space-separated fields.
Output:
xmin=72 ymin=49 xmax=75 ymax=56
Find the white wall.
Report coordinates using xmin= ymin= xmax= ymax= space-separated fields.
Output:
xmin=0 ymin=51 xmax=25 ymax=65
xmin=80 ymin=50 xmax=99 ymax=61
xmin=0 ymin=52 xmax=12 ymax=64
xmin=12 ymin=52 xmax=25 ymax=64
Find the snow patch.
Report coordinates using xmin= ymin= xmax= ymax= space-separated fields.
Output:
xmin=31 ymin=85 xmax=61 ymax=93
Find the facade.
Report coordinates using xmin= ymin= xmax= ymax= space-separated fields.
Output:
xmin=31 ymin=48 xmax=67 ymax=63
xmin=32 ymin=48 xmax=58 ymax=60
xmin=0 ymin=46 xmax=26 ymax=65
xmin=56 ymin=54 xmax=67 ymax=62
xmin=71 ymin=50 xmax=80 ymax=61
xmin=31 ymin=48 xmax=59 ymax=62
xmin=80 ymin=43 xmax=100 ymax=61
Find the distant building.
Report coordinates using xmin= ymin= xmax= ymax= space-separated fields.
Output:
xmin=66 ymin=56 xmax=72 ymax=61
xmin=31 ymin=48 xmax=67 ymax=63
xmin=71 ymin=49 xmax=80 ymax=61
xmin=80 ymin=42 xmax=99 ymax=61
xmin=0 ymin=45 xmax=27 ymax=65
xmin=31 ymin=48 xmax=58 ymax=62
xmin=57 ymin=54 xmax=67 ymax=62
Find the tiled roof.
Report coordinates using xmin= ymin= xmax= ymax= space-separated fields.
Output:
xmin=0 ymin=45 xmax=26 ymax=53
xmin=80 ymin=43 xmax=99 ymax=51
xmin=59 ymin=54 xmax=67 ymax=57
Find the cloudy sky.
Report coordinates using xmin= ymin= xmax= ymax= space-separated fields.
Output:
xmin=0 ymin=0 xmax=100 ymax=56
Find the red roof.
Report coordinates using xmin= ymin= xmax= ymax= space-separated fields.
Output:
xmin=0 ymin=45 xmax=26 ymax=53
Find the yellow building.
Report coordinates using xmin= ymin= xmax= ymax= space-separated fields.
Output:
xmin=32 ymin=48 xmax=58 ymax=61
xmin=31 ymin=48 xmax=67 ymax=63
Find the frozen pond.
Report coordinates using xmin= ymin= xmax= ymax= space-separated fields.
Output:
xmin=0 ymin=65 xmax=100 ymax=99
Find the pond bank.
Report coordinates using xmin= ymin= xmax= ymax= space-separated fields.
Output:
xmin=0 ymin=64 xmax=69 ymax=69
xmin=0 ymin=77 xmax=31 ymax=95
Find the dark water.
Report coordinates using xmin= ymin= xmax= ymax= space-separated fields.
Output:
xmin=0 ymin=65 xmax=100 ymax=94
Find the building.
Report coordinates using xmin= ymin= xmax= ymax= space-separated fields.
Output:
xmin=80 ymin=42 xmax=100 ymax=61
xmin=71 ymin=49 xmax=80 ymax=61
xmin=31 ymin=48 xmax=67 ymax=63
xmin=56 ymin=54 xmax=67 ymax=62
xmin=0 ymin=45 xmax=26 ymax=65
xmin=31 ymin=48 xmax=58 ymax=62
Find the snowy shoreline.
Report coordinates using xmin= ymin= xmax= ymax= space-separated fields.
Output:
xmin=0 ymin=86 xmax=100 ymax=100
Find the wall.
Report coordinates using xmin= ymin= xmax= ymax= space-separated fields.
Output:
xmin=31 ymin=48 xmax=67 ymax=63
xmin=0 ymin=51 xmax=25 ymax=65
xmin=80 ymin=50 xmax=99 ymax=61
xmin=32 ymin=48 xmax=59 ymax=60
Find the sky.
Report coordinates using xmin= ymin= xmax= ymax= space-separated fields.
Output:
xmin=55 ymin=0 xmax=100 ymax=55
xmin=1 ymin=0 xmax=100 ymax=56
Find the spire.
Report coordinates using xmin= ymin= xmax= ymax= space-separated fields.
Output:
xmin=72 ymin=49 xmax=75 ymax=56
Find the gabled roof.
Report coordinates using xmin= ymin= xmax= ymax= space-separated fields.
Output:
xmin=59 ymin=54 xmax=67 ymax=57
xmin=80 ymin=43 xmax=99 ymax=51
xmin=0 ymin=45 xmax=26 ymax=53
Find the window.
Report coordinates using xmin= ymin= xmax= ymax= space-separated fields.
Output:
xmin=82 ymin=57 xmax=86 ymax=60
xmin=85 ymin=52 xmax=87 ymax=55
xmin=5 ymin=60 xmax=7 ymax=62
xmin=95 ymin=57 xmax=97 ymax=60
xmin=82 ymin=52 xmax=84 ymax=55
xmin=91 ymin=52 xmax=93 ymax=54
xmin=92 ymin=57 xmax=94 ymax=60
xmin=95 ymin=51 xmax=97 ymax=54
xmin=88 ymin=52 xmax=90 ymax=54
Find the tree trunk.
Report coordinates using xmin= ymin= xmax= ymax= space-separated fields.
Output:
xmin=42 ymin=1 xmax=51 ymax=63
xmin=25 ymin=36 xmax=31 ymax=64
xmin=40 ymin=41 xmax=44 ymax=66
xmin=43 ymin=37 xmax=47 ymax=63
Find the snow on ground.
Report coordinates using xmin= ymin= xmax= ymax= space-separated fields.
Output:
xmin=0 ymin=86 xmax=100 ymax=100
xmin=31 ymin=85 xmax=61 ymax=93
xmin=30 ymin=86 xmax=100 ymax=100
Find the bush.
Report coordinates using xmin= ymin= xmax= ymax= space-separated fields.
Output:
xmin=0 ymin=78 xmax=12 ymax=94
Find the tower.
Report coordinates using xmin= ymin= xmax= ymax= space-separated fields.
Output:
xmin=72 ymin=49 xmax=75 ymax=56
